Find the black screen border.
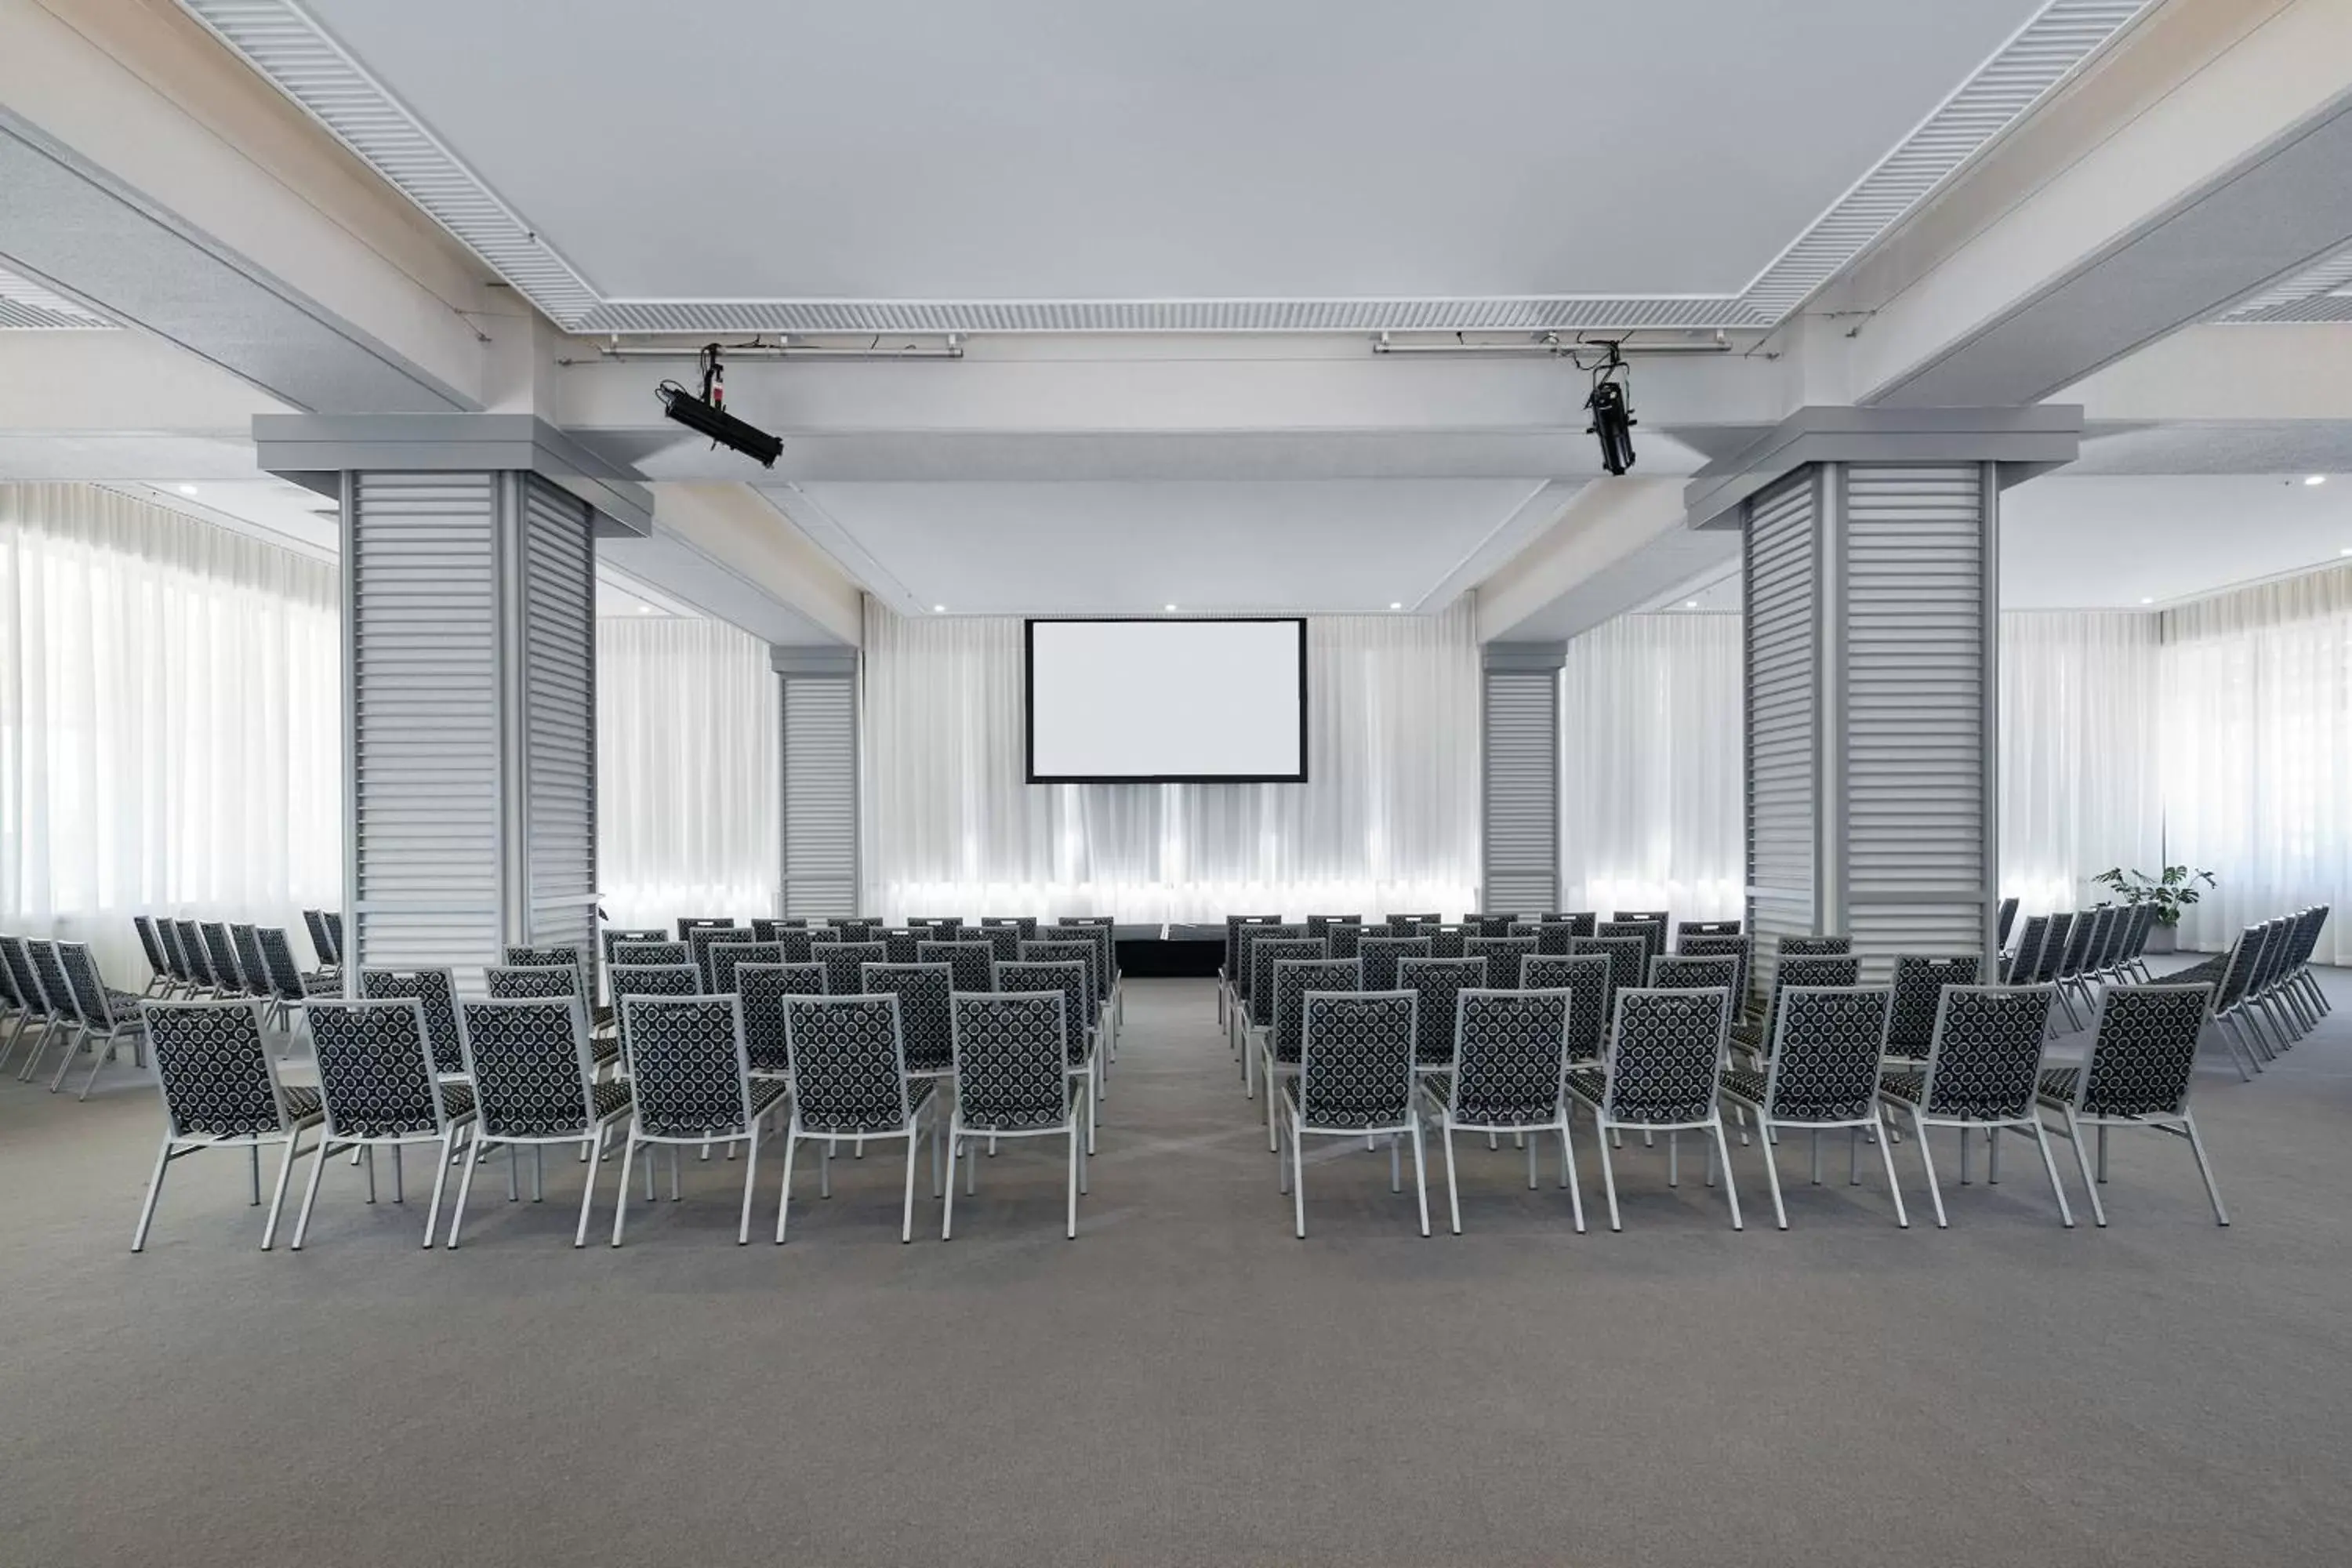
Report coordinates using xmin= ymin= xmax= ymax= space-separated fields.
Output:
xmin=1024 ymin=617 xmax=1310 ymax=786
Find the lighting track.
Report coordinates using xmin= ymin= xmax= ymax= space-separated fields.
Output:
xmin=1370 ymin=331 xmax=1733 ymax=359
xmin=558 ymin=335 xmax=965 ymax=366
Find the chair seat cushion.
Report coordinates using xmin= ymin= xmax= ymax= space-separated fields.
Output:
xmin=749 ymin=1078 xmax=790 ymax=1119
xmin=300 ymin=974 xmax=337 ymax=995
xmin=1565 ymin=1073 xmax=1606 ymax=1108
xmin=590 ymin=1080 xmax=633 ymax=1123
xmin=106 ymin=988 xmax=147 ymax=1014
xmin=589 ymin=1037 xmax=620 ymax=1068
xmin=1718 ymin=1066 xmax=1770 ymax=1107
xmin=281 ymin=1085 xmax=324 ymax=1122
xmin=436 ymin=1082 xmax=476 ymax=1120
xmin=2035 ymin=1066 xmax=2081 ymax=1105
xmin=1878 ymin=1070 xmax=1927 ymax=1107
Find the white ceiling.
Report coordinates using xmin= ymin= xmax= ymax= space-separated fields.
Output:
xmin=767 ymin=477 xmax=1559 ymax=615
xmin=292 ymin=0 xmax=2044 ymax=303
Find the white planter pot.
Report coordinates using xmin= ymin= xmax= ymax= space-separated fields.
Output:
xmin=2144 ymin=924 xmax=2178 ymax=954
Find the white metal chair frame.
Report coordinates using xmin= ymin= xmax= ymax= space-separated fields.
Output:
xmin=1421 ymin=988 xmax=1584 ymax=1236
xmin=1570 ymin=987 xmax=1744 ymax=1232
xmin=131 ymin=999 xmax=325 ymax=1253
xmin=447 ymin=996 xmax=633 ymax=1249
xmin=291 ymin=997 xmax=479 ymax=1250
xmin=1275 ymin=990 xmax=1429 ymax=1240
xmin=610 ymin=993 xmax=787 ymax=1247
xmin=1719 ymin=985 xmax=1907 ymax=1230
xmin=943 ymin=991 xmax=1086 ymax=1240
xmin=775 ymin=993 xmax=941 ymax=1244
xmin=1877 ymin=985 xmax=2072 ymax=1230
xmin=2036 ymin=983 xmax=2229 ymax=1227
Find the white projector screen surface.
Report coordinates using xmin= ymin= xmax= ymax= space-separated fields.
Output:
xmin=1027 ymin=619 xmax=1307 ymax=783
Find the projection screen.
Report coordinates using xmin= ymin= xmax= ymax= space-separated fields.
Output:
xmin=1025 ymin=618 xmax=1308 ymax=784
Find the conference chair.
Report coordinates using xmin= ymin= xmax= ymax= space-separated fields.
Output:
xmin=1548 ymin=913 xmax=1599 ymax=938
xmin=1780 ymin=935 xmax=1853 ymax=959
xmin=2002 ymin=914 xmax=2051 ymax=986
xmin=1328 ymin=923 xmax=1364 ymax=960
xmin=1220 ymin=914 xmax=1285 ymax=1033
xmin=292 ymin=998 xmax=477 ymax=1249
xmin=1463 ymin=935 xmax=1535 ymax=989
xmin=16 ymin=939 xmax=82 ymax=1085
xmin=1275 ymin=990 xmax=1427 ymax=1239
xmin=675 ymin=916 xmax=735 ymax=942
xmin=687 ymin=927 xmax=747 ymax=989
xmin=1649 ymin=953 xmax=1738 ymax=994
xmin=862 ymin=962 xmax=956 ymax=1107
xmin=1424 ymin=988 xmax=1583 ymax=1235
xmin=321 ymin=913 xmax=345 ymax=971
xmin=132 ymin=1000 xmax=325 ymax=1252
xmin=1385 ymin=914 xmax=1442 ymax=934
xmin=2049 ymin=909 xmax=2104 ymax=1029
xmin=1356 ymin=934 xmax=1429 ymax=994
xmin=995 ymin=959 xmax=1099 ymax=1151
xmin=775 ymin=993 xmax=939 ymax=1243
xmin=54 ymin=940 xmax=149 ymax=1098
xmin=229 ymin=924 xmax=273 ymax=1004
xmin=199 ymin=922 xmax=246 ymax=996
xmin=1239 ymin=935 xmax=1326 ymax=1098
xmin=608 ymin=963 xmax=700 ymax=1073
xmin=1676 ymin=920 xmax=1743 ymax=942
xmin=302 ymin=909 xmax=341 ymax=979
xmin=736 ymin=961 xmax=826 ymax=1081
xmin=1885 ymin=955 xmax=1981 ymax=1065
xmin=131 ymin=916 xmax=176 ymax=998
xmin=1426 ymin=924 xmax=1470 ymax=959
xmin=609 ymin=995 xmax=788 ymax=1247
xmin=359 ymin=967 xmax=467 ymax=1082
xmin=1878 ymin=985 xmax=2070 ymax=1229
xmin=826 ymin=918 xmax=884 ymax=942
xmin=1229 ymin=920 xmax=1302 ymax=1058
xmin=488 ymin=966 xmax=621 ymax=1079
xmin=255 ymin=927 xmax=335 ymax=1033
xmin=1466 ymin=913 xmax=1519 ymax=938
xmin=1610 ymin=913 xmax=1671 ymax=964
xmin=750 ymin=918 xmax=808 ymax=941
xmin=0 ymin=935 xmax=61 ymax=1076
xmin=0 ymin=934 xmax=27 ymax=1051
xmin=1523 ymin=953 xmax=1613 ymax=1073
xmin=963 ymin=927 xmax=1019 ymax=964
xmin=906 ymin=916 xmax=964 ymax=935
xmin=2036 ymin=983 xmax=2227 ymax=1226
xmin=169 ymin=919 xmax=218 ymax=996
xmin=601 ymin=927 xmax=668 ymax=971
xmin=710 ymin=940 xmax=783 ymax=996
xmin=1307 ymin=914 xmax=1364 ymax=940
xmin=2031 ymin=913 xmax=2076 ymax=990
xmin=1719 ymin=985 xmax=1905 ymax=1229
xmin=1057 ymin=918 xmax=1120 ymax=1036
xmin=614 ymin=940 xmax=689 ymax=968
xmin=1675 ymin=935 xmax=1753 ymax=1015
xmin=980 ymin=916 xmax=1040 ymax=943
xmin=1570 ymin=935 xmax=1645 ymax=1004
xmin=1262 ymin=956 xmax=1363 ymax=1150
xmin=822 ymin=941 xmax=891 ymax=996
xmin=448 ymin=996 xmax=632 ymax=1248
xmin=2114 ymin=903 xmax=2158 ymax=983
xmin=943 ymin=990 xmax=1087 ymax=1240
xmin=1568 ymin=987 xmax=1741 ymax=1231
xmin=155 ymin=917 xmax=200 ymax=996
xmin=1996 ymin=897 xmax=2020 ymax=952
xmin=1735 ymin=954 xmax=1861 ymax=1067
xmin=876 ymin=927 xmax=924 ymax=966
xmin=1396 ymin=956 xmax=1484 ymax=1088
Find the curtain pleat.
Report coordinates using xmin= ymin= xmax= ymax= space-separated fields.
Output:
xmin=1998 ymin=611 xmax=2165 ymax=916
xmin=862 ymin=604 xmax=1480 ymax=920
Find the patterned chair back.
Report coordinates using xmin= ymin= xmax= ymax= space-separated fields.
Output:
xmin=2086 ymin=906 xmax=2128 ymax=972
xmin=322 ymin=912 xmax=345 ymax=966
xmin=1602 ymin=988 xmax=1732 ymax=1126
xmin=1 ymin=936 xmax=49 ymax=1016
xmin=2031 ymin=913 xmax=2075 ymax=985
xmin=1466 ymin=914 xmax=1519 ymax=938
xmin=228 ymin=925 xmax=272 ymax=998
xmin=303 ymin=909 xmax=336 ymax=969
xmin=711 ymin=941 xmax=783 ymax=995
xmin=308 ymin=999 xmax=450 ymax=1138
xmin=2002 ymin=915 xmax=2049 ymax=985
xmin=1057 ymin=922 xmax=1116 ymax=999
xmin=614 ymin=941 xmax=689 ymax=967
xmin=1649 ymin=953 xmax=1737 ymax=995
xmin=1229 ymin=920 xmax=1297 ymax=996
xmin=916 ymin=939 xmax=993 ymax=994
xmin=1550 ymin=913 xmax=1599 ymax=938
xmin=1464 ymin=935 xmax=1535 ymax=989
xmin=748 ymin=918 xmax=804 ymax=941
xmin=1780 ymin=935 xmax=1853 ymax=959
xmin=486 ymin=964 xmax=580 ymax=1004
xmin=200 ymin=922 xmax=245 ymax=992
xmin=147 ymin=1000 xmax=294 ymax=1138
xmin=256 ymin=926 xmax=313 ymax=1001
xmin=784 ymin=994 xmax=912 ymax=1133
xmin=2119 ymin=903 xmax=2157 ymax=964
xmin=2212 ymin=926 xmax=2267 ymax=1010
xmin=1762 ymin=987 xmax=1892 ymax=1123
xmin=1996 ymin=896 xmax=2020 ymax=950
xmin=608 ymin=963 xmax=699 ymax=1069
xmin=674 ymin=916 xmax=736 ymax=942
xmin=822 ymin=941 xmax=890 ymax=996
xmin=879 ymin=928 xmax=925 ymax=966
xmin=459 ymin=998 xmax=597 ymax=1138
xmin=1606 ymin=915 xmax=1669 ymax=966
xmin=1385 ymin=914 xmax=1442 ymax=935
xmin=601 ymin=928 xmax=668 ymax=971
xmin=982 ymin=916 xmax=1041 ymax=942
xmin=684 ymin=927 xmax=739 ymax=989
xmin=1396 ymin=956 xmax=1485 ymax=1067
xmin=1532 ymin=921 xmax=1582 ymax=956
xmin=1522 ymin=953 xmax=1612 ymax=1064
xmin=155 ymin=919 xmax=195 ymax=986
xmin=1244 ymin=938 xmax=1327 ymax=1027
xmin=1355 ymin=935 xmax=1428 ymax=994
xmin=1451 ymin=989 xmax=1573 ymax=1125
xmin=966 ymin=927 xmax=1021 ymax=963
xmin=1919 ymin=986 xmax=2057 ymax=1119
xmin=2055 ymin=909 xmax=2100 ymax=979
xmin=1306 ymin=915 xmax=1364 ymax=940
xmin=1674 ymin=935 xmax=1751 ymax=1007
xmin=29 ymin=940 xmax=79 ymax=1024
xmin=359 ymin=967 xmax=465 ymax=1077
xmin=906 ymin=916 xmax=964 ymax=934
xmin=1298 ymin=991 xmax=1417 ymax=1130
xmin=860 ymin=962 xmax=955 ymax=1073
xmin=1019 ymin=939 xmax=1097 ymax=1009
xmin=766 ymin=927 xmax=818 ymax=964
xmin=1676 ymin=920 xmax=1743 ymax=942
xmin=624 ymin=995 xmax=754 ymax=1138
xmin=1570 ymin=935 xmax=1646 ymax=999
xmin=1886 ymin=955 xmax=1980 ymax=1057
xmin=2068 ymin=984 xmax=2212 ymax=1119
xmin=950 ymin=991 xmax=1071 ymax=1133
xmin=1328 ymin=923 xmax=1364 ymax=960
xmin=174 ymin=920 xmax=216 ymax=989
xmin=1763 ymin=956 xmax=1861 ymax=1049
xmin=503 ymin=946 xmax=586 ymax=1007
xmin=737 ymin=962 xmax=826 ymax=1074
xmin=57 ymin=942 xmax=124 ymax=1029
xmin=827 ymin=918 xmax=884 ymax=942
xmin=133 ymin=915 xmax=170 ymax=980
xmin=1272 ymin=956 xmax=1363 ymax=1066
xmin=993 ymin=961 xmax=1090 ymax=1063
xmin=1427 ymin=926 xmax=1468 ymax=960
xmin=0 ymin=936 xmax=21 ymax=1010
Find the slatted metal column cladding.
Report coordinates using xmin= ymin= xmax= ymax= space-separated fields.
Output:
xmin=345 ymin=471 xmax=600 ymax=990
xmin=1737 ymin=461 xmax=1998 ymax=984
xmin=776 ymin=648 xmax=860 ymax=919
xmin=1482 ymin=643 xmax=1564 ymax=913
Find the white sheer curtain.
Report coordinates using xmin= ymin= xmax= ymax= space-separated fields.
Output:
xmin=0 ymin=483 xmax=340 ymax=978
xmin=2163 ymin=565 xmax=2352 ymax=961
xmin=595 ymin=615 xmax=779 ymax=930
xmin=1559 ymin=612 xmax=1744 ymax=918
xmin=863 ymin=603 xmax=1480 ymax=921
xmin=1998 ymin=612 xmax=2164 ymax=915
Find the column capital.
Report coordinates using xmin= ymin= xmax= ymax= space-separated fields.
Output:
xmin=1685 ymin=405 xmax=2082 ymax=531
xmin=254 ymin=412 xmax=653 ymax=536
xmin=771 ymin=644 xmax=858 ymax=677
xmin=1483 ymin=641 xmax=1566 ymax=673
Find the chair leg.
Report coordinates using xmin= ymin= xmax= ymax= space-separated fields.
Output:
xmin=1595 ymin=1120 xmax=1622 ymax=1232
xmin=573 ymin=1133 xmax=601 ymax=1247
xmin=2027 ymin=1116 xmax=2075 ymax=1229
xmin=130 ymin=1138 xmax=174 ymax=1252
xmin=1911 ymin=1112 xmax=1949 ymax=1229
xmin=1757 ymin=1117 xmax=1788 ymax=1229
xmin=1709 ymin=1117 xmax=1741 ymax=1231
xmin=609 ymin=1137 xmax=637 ymax=1247
xmin=448 ymin=1137 xmax=485 ymax=1247
xmin=737 ymin=1123 xmax=761 ymax=1246
xmin=1291 ymin=1118 xmax=1306 ymax=1239
xmin=1409 ymin=1118 xmax=1430 ymax=1238
xmin=258 ymin=1134 xmax=303 ymax=1250
xmin=2182 ymin=1112 xmax=2230 ymax=1226
xmin=1441 ymin=1123 xmax=1461 ymax=1235
xmin=76 ymin=1028 xmax=114 ymax=1100
xmin=1559 ymin=1120 xmax=1586 ymax=1233
xmin=1066 ymin=1120 xmax=1079 ymax=1240
xmin=943 ymin=1128 xmax=960 ymax=1238
xmin=291 ymin=1134 xmax=335 ymax=1250
xmin=1873 ymin=1111 xmax=1909 ymax=1229
xmin=775 ymin=1131 xmax=799 ymax=1243
xmin=900 ymin=1127 xmax=920 ymax=1244
xmin=423 ymin=1130 xmax=457 ymax=1247
xmin=2062 ymin=1108 xmax=2105 ymax=1227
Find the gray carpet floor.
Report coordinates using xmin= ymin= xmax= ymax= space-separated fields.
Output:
xmin=2 ymin=968 xmax=2348 ymax=1567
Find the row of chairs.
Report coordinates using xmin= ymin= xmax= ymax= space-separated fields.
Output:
xmin=127 ymin=976 xmax=1098 ymax=1254
xmin=2162 ymin=907 xmax=2331 ymax=1077
xmin=1998 ymin=903 xmax=2161 ymax=1023
xmin=1261 ymin=975 xmax=2227 ymax=1238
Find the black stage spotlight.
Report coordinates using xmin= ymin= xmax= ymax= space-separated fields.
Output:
xmin=1584 ymin=343 xmax=1637 ymax=476
xmin=658 ymin=343 xmax=783 ymax=468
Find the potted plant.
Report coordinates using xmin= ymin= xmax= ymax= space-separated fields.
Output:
xmin=2091 ymin=865 xmax=2216 ymax=953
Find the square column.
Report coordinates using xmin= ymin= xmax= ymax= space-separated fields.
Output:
xmin=1482 ymin=641 xmax=1565 ymax=914
xmin=774 ymin=645 xmax=861 ymax=919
